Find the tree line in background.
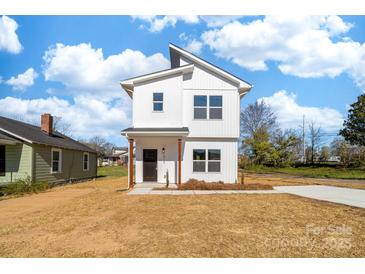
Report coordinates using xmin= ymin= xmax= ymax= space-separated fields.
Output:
xmin=240 ymin=94 xmax=365 ymax=168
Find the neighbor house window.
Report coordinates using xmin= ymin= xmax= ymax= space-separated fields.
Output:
xmin=209 ymin=96 xmax=223 ymax=119
xmin=153 ymin=92 xmax=163 ymax=111
xmin=208 ymin=149 xmax=221 ymax=172
xmin=194 ymin=95 xmax=207 ymax=119
xmin=0 ymin=145 xmax=5 ymax=176
xmin=193 ymin=149 xmax=206 ymax=172
xmin=83 ymin=152 xmax=89 ymax=171
xmin=51 ymin=148 xmax=62 ymax=173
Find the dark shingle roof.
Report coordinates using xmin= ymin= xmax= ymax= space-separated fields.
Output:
xmin=0 ymin=116 xmax=96 ymax=153
xmin=122 ymin=127 xmax=189 ymax=132
xmin=0 ymin=132 xmax=19 ymax=142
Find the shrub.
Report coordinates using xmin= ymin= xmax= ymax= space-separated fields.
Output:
xmin=1 ymin=177 xmax=49 ymax=196
xmin=177 ymin=179 xmax=272 ymax=190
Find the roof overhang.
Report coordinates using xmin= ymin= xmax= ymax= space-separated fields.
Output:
xmin=169 ymin=43 xmax=253 ymax=98
xmin=120 ymin=64 xmax=194 ymax=98
xmin=121 ymin=127 xmax=189 ymax=137
xmin=0 ymin=128 xmax=31 ymax=144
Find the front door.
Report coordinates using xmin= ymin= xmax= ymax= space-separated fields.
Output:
xmin=143 ymin=149 xmax=158 ymax=182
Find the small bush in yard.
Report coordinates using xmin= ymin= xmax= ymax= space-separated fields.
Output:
xmin=1 ymin=177 xmax=49 ymax=196
xmin=178 ymin=179 xmax=273 ymax=190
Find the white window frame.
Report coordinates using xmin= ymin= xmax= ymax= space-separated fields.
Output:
xmin=208 ymin=96 xmax=223 ymax=120
xmin=83 ymin=152 xmax=90 ymax=171
xmin=153 ymin=92 xmax=164 ymax=112
xmin=51 ymin=148 xmax=62 ymax=174
xmin=192 ymin=149 xmax=221 ymax=173
xmin=193 ymin=95 xmax=223 ymax=120
xmin=192 ymin=149 xmax=206 ymax=173
xmin=193 ymin=95 xmax=208 ymax=120
xmin=207 ymin=149 xmax=221 ymax=173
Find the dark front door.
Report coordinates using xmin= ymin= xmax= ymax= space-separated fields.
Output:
xmin=143 ymin=149 xmax=157 ymax=182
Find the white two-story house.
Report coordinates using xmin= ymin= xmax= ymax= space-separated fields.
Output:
xmin=121 ymin=43 xmax=252 ymax=186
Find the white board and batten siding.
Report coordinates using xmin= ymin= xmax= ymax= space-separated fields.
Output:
xmin=133 ymin=73 xmax=183 ymax=128
xmin=129 ymin=48 xmax=245 ymax=183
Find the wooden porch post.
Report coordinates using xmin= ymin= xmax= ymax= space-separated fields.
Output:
xmin=178 ymin=138 xmax=182 ymax=185
xmin=129 ymin=138 xmax=134 ymax=188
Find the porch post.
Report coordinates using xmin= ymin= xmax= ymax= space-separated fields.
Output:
xmin=129 ymin=138 xmax=134 ymax=188
xmin=178 ymin=138 xmax=182 ymax=185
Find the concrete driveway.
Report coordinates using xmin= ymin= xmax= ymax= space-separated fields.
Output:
xmin=274 ymin=185 xmax=365 ymax=209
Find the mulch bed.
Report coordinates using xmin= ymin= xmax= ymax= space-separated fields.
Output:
xmin=153 ymin=179 xmax=273 ymax=191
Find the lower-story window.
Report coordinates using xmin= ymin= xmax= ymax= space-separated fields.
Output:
xmin=208 ymin=149 xmax=221 ymax=172
xmin=51 ymin=148 xmax=62 ymax=173
xmin=193 ymin=149 xmax=221 ymax=173
xmin=193 ymin=149 xmax=206 ymax=172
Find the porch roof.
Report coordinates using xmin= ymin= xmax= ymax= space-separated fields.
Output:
xmin=121 ymin=127 xmax=189 ymax=137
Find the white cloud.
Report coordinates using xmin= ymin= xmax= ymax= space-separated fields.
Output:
xmin=0 ymin=96 xmax=130 ymax=142
xmin=200 ymin=16 xmax=244 ymax=27
xmin=5 ymin=68 xmax=38 ymax=91
xmin=0 ymin=15 xmax=22 ymax=54
xmin=132 ymin=15 xmax=199 ymax=32
xmin=184 ymin=39 xmax=203 ymax=55
xmin=259 ymin=90 xmax=344 ymax=132
xmin=43 ymin=43 xmax=170 ymax=100
xmin=201 ymin=16 xmax=365 ymax=91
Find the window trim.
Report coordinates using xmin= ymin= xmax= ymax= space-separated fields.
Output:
xmin=193 ymin=95 xmax=208 ymax=120
xmin=208 ymin=96 xmax=223 ymax=120
xmin=192 ymin=149 xmax=206 ymax=173
xmin=192 ymin=149 xmax=221 ymax=173
xmin=193 ymin=95 xmax=223 ymax=120
xmin=207 ymin=149 xmax=221 ymax=173
xmin=83 ymin=152 xmax=90 ymax=171
xmin=153 ymin=92 xmax=164 ymax=112
xmin=51 ymin=148 xmax=62 ymax=174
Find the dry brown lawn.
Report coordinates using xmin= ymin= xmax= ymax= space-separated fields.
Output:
xmin=0 ymin=176 xmax=365 ymax=258
xmin=242 ymin=173 xmax=365 ymax=190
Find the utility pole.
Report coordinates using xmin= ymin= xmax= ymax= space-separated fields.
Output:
xmin=302 ymin=115 xmax=306 ymax=164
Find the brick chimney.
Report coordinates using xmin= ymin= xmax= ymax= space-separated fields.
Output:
xmin=41 ymin=113 xmax=53 ymax=135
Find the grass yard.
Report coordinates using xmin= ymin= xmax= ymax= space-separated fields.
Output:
xmin=0 ymin=176 xmax=364 ymax=257
xmin=97 ymin=165 xmax=128 ymax=178
xmin=245 ymin=165 xmax=365 ymax=180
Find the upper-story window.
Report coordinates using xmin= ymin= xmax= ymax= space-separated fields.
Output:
xmin=194 ymin=95 xmax=207 ymax=119
xmin=153 ymin=92 xmax=163 ymax=111
xmin=209 ymin=96 xmax=222 ymax=119
xmin=193 ymin=95 xmax=222 ymax=120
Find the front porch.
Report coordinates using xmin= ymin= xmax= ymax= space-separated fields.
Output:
xmin=121 ymin=127 xmax=189 ymax=188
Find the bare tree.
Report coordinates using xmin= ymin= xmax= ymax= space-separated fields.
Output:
xmin=83 ymin=136 xmax=114 ymax=163
xmin=308 ymin=121 xmax=322 ymax=165
xmin=240 ymin=101 xmax=278 ymax=139
xmin=53 ymin=116 xmax=72 ymax=137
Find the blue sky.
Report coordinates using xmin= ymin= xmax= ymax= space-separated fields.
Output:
xmin=0 ymin=15 xmax=364 ymax=146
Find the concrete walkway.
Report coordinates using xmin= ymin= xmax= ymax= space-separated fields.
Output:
xmin=128 ymin=183 xmax=282 ymax=195
xmin=274 ymin=185 xmax=365 ymax=209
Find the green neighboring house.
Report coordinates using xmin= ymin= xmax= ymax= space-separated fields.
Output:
xmin=0 ymin=114 xmax=97 ymax=185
